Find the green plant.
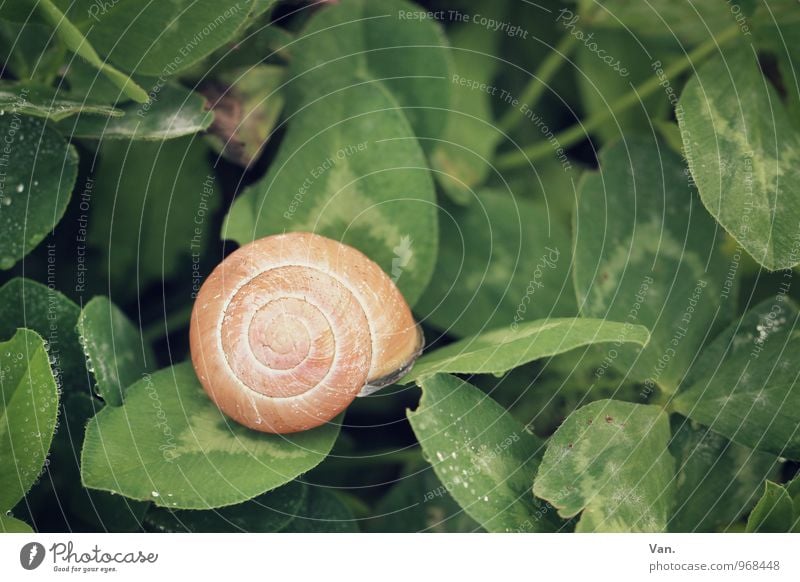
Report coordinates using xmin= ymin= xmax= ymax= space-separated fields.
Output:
xmin=1 ymin=0 xmax=799 ymax=533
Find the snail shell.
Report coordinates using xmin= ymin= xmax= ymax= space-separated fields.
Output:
xmin=189 ymin=232 xmax=423 ymax=434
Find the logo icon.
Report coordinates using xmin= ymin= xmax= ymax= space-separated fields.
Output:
xmin=20 ymin=542 xmax=45 ymax=570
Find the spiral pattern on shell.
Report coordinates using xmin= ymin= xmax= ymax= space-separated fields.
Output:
xmin=190 ymin=232 xmax=423 ymax=434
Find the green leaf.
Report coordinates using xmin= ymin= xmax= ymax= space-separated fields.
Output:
xmin=368 ymin=464 xmax=482 ymax=532
xmin=81 ymin=362 xmax=341 ymax=509
xmin=223 ymin=83 xmax=437 ymax=307
xmin=64 ymin=83 xmax=212 ymax=140
xmin=533 ymin=400 xmax=675 ymax=532
xmin=203 ymin=65 xmax=284 ymax=166
xmin=678 ymin=47 xmax=800 ymax=270
xmin=287 ymin=0 xmax=450 ymax=144
xmin=0 ymin=82 xmax=122 ymax=121
xmin=674 ymin=297 xmax=800 ymax=459
xmin=0 ymin=329 xmax=60 ymax=511
xmin=0 ymin=115 xmax=78 ymax=270
xmin=669 ymin=417 xmax=778 ymax=532
xmin=573 ymin=138 xmax=733 ymax=392
xmin=62 ymin=58 xmax=132 ymax=104
xmin=589 ymin=0 xmax=747 ymax=43
xmin=430 ymin=23 xmax=501 ymax=204
xmin=88 ymin=137 xmax=219 ymax=293
xmin=34 ymin=0 xmax=148 ymax=103
xmin=0 ymin=281 xmax=146 ymax=530
xmin=746 ymin=481 xmax=794 ymax=532
xmin=414 ymin=191 xmax=576 ymax=337
xmin=84 ymin=0 xmax=253 ymax=77
xmin=77 ymin=297 xmax=156 ymax=407
xmin=0 ymin=278 xmax=84 ymax=391
xmin=408 ymin=374 xmax=558 ymax=532
xmin=403 ymin=318 xmax=650 ymax=383
xmin=0 ymin=513 xmax=32 ymax=532
xmin=280 ymin=486 xmax=359 ymax=532
xmin=145 ymin=481 xmax=306 ymax=532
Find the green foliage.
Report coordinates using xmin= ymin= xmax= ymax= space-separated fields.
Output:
xmin=589 ymin=0 xmax=747 ymax=43
xmin=0 ymin=115 xmax=78 ymax=270
xmin=286 ymin=0 xmax=450 ymax=145
xmin=145 ymin=481 xmax=306 ymax=533
xmin=404 ymin=318 xmax=649 ymax=381
xmin=678 ymin=48 xmax=800 ymax=270
xmin=0 ymin=329 xmax=59 ymax=514
xmin=409 ymin=374 xmax=558 ymax=532
xmin=0 ymin=278 xmax=83 ymax=389
xmin=203 ymin=65 xmax=285 ymax=166
xmin=280 ymin=487 xmax=359 ymax=532
xmin=77 ymin=296 xmax=155 ymax=407
xmin=34 ymin=0 xmax=148 ymax=103
xmin=1 ymin=0 xmax=798 ymax=534
xmin=746 ymin=481 xmax=796 ymax=533
xmin=367 ymin=464 xmax=481 ymax=532
xmin=0 ymin=513 xmax=33 ymax=532
xmin=674 ymin=297 xmax=800 ymax=459
xmin=88 ymin=137 xmax=219 ymax=294
xmin=414 ymin=191 xmax=576 ymax=336
xmin=81 ymin=363 xmax=340 ymax=509
xmin=534 ymin=400 xmax=674 ymax=532
xmin=0 ymin=82 xmax=122 ymax=121
xmin=65 ymin=84 xmax=213 ymax=140
xmin=431 ymin=22 xmax=501 ymax=203
xmin=78 ymin=0 xmax=253 ymax=78
xmin=224 ymin=82 xmax=438 ymax=306
xmin=669 ymin=417 xmax=778 ymax=532
xmin=574 ymin=138 xmax=733 ymax=393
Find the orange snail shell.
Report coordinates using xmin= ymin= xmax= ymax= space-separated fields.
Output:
xmin=189 ymin=232 xmax=424 ymax=434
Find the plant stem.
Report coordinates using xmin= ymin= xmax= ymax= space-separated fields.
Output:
xmin=495 ymin=23 xmax=742 ymax=170
xmin=496 ymin=32 xmax=579 ymax=134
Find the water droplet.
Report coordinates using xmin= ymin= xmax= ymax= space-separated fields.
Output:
xmin=15 ymin=184 xmax=24 ymax=193
xmin=1 ymin=197 xmax=10 ymax=206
